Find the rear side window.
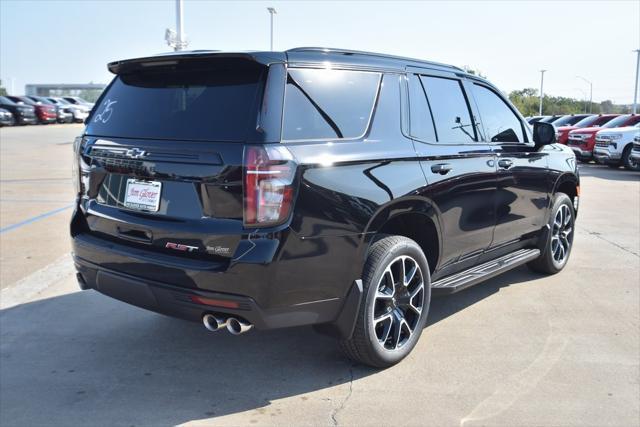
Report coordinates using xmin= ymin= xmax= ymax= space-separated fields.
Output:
xmin=282 ymin=68 xmax=381 ymax=141
xmin=472 ymin=84 xmax=525 ymax=143
xmin=85 ymin=58 xmax=265 ymax=142
xmin=407 ymin=74 xmax=437 ymax=142
xmin=420 ymin=76 xmax=476 ymax=143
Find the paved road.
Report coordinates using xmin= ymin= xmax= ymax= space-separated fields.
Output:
xmin=1 ymin=125 xmax=639 ymax=426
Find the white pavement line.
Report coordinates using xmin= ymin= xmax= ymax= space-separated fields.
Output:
xmin=0 ymin=253 xmax=75 ymax=309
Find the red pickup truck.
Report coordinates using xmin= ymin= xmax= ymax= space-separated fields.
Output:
xmin=567 ymin=114 xmax=640 ymax=161
xmin=556 ymin=114 xmax=617 ymax=145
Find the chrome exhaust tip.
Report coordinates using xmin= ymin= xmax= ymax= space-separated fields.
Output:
xmin=226 ymin=317 xmax=253 ymax=335
xmin=202 ymin=313 xmax=227 ymax=332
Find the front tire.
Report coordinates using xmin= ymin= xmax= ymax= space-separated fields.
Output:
xmin=528 ymin=193 xmax=575 ymax=274
xmin=340 ymin=236 xmax=431 ymax=368
xmin=622 ymin=145 xmax=640 ymax=171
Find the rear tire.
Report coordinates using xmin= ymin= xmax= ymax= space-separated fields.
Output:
xmin=622 ymin=145 xmax=640 ymax=171
xmin=528 ymin=193 xmax=575 ymax=275
xmin=340 ymin=236 xmax=431 ymax=368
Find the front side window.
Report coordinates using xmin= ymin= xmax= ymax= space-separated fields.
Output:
xmin=472 ymin=84 xmax=524 ymax=143
xmin=282 ymin=68 xmax=381 ymax=141
xmin=419 ymin=76 xmax=476 ymax=143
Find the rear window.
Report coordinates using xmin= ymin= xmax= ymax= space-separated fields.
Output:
xmin=85 ymin=59 xmax=265 ymax=142
xmin=282 ymin=68 xmax=381 ymax=141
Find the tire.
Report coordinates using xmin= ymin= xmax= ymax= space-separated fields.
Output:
xmin=622 ymin=145 xmax=640 ymax=171
xmin=340 ymin=236 xmax=431 ymax=368
xmin=528 ymin=193 xmax=575 ymax=275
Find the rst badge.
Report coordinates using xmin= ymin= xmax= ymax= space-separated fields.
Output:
xmin=165 ymin=242 xmax=199 ymax=252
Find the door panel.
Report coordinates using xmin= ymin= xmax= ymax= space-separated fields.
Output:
xmin=415 ymin=146 xmax=497 ymax=267
xmin=491 ymin=146 xmax=549 ymax=246
xmin=466 ymin=81 xmax=550 ymax=248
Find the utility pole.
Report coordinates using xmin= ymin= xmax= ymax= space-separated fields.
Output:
xmin=165 ymin=0 xmax=187 ymax=51
xmin=267 ymin=7 xmax=277 ymax=51
xmin=576 ymin=76 xmax=593 ymax=113
xmin=633 ymin=49 xmax=640 ymax=114
xmin=175 ymin=0 xmax=184 ymax=51
xmin=539 ymin=70 xmax=546 ymax=116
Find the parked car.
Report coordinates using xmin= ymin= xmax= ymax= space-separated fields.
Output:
xmin=630 ymin=134 xmax=640 ymax=164
xmin=550 ymin=114 xmax=593 ymax=128
xmin=566 ymin=114 xmax=640 ymax=162
xmin=0 ymin=96 xmax=37 ymax=125
xmin=539 ymin=115 xmax=563 ymax=123
xmin=526 ymin=116 xmax=546 ymax=124
xmin=593 ymin=123 xmax=640 ymax=170
xmin=47 ymin=97 xmax=89 ymax=123
xmin=6 ymin=95 xmax=57 ymax=124
xmin=556 ymin=114 xmax=617 ymax=145
xmin=26 ymin=96 xmax=73 ymax=124
xmin=71 ymin=48 xmax=579 ymax=368
xmin=0 ymin=107 xmax=15 ymax=126
xmin=63 ymin=96 xmax=95 ymax=110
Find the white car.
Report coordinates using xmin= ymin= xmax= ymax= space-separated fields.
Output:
xmin=630 ymin=134 xmax=640 ymax=164
xmin=593 ymin=123 xmax=640 ymax=170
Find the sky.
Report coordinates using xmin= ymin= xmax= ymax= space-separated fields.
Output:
xmin=1 ymin=0 xmax=639 ymax=104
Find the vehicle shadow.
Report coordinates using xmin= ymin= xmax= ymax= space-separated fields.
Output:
xmin=578 ymin=163 xmax=640 ymax=182
xmin=0 ymin=265 xmax=539 ymax=426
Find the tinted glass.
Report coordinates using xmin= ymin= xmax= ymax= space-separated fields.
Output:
xmin=283 ymin=68 xmax=380 ymax=141
xmin=420 ymin=76 xmax=476 ymax=143
xmin=602 ymin=115 xmax=630 ymax=128
xmin=407 ymin=74 xmax=437 ymax=141
xmin=553 ymin=115 xmax=590 ymax=127
xmin=85 ymin=59 xmax=265 ymax=142
xmin=0 ymin=96 xmax=16 ymax=105
xmin=472 ymin=84 xmax=524 ymax=143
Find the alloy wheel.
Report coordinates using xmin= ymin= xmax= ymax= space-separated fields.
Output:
xmin=551 ymin=204 xmax=573 ymax=265
xmin=372 ymin=255 xmax=425 ymax=351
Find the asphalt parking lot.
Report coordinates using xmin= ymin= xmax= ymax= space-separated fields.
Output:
xmin=1 ymin=125 xmax=639 ymax=427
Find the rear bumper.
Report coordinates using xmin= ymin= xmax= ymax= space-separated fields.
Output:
xmin=71 ymin=232 xmax=354 ymax=332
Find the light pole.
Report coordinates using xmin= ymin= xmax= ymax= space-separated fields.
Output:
xmin=267 ymin=7 xmax=277 ymax=51
xmin=175 ymin=0 xmax=184 ymax=51
xmin=539 ymin=70 xmax=546 ymax=115
xmin=165 ymin=0 xmax=187 ymax=51
xmin=576 ymin=75 xmax=593 ymax=113
xmin=633 ymin=49 xmax=640 ymax=114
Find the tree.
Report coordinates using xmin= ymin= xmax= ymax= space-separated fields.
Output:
xmin=0 ymin=80 xmax=7 ymax=96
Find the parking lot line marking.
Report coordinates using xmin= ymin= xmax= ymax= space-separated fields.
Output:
xmin=0 ymin=203 xmax=74 ymax=234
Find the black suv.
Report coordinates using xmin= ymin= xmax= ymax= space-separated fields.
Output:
xmin=71 ymin=48 xmax=579 ymax=368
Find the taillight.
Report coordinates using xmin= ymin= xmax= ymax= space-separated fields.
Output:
xmin=243 ymin=145 xmax=297 ymax=227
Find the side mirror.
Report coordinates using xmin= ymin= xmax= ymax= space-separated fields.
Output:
xmin=533 ymin=122 xmax=556 ymax=147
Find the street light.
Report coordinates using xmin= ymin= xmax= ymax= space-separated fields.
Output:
xmin=267 ymin=7 xmax=277 ymax=51
xmin=576 ymin=75 xmax=593 ymax=113
xmin=539 ymin=70 xmax=546 ymax=115
xmin=633 ymin=49 xmax=640 ymax=114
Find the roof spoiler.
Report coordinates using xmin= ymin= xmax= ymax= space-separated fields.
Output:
xmin=107 ymin=51 xmax=286 ymax=74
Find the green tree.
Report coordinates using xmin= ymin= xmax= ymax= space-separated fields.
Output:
xmin=0 ymin=80 xmax=7 ymax=96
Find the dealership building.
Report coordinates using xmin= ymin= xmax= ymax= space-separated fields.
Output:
xmin=25 ymin=83 xmax=106 ymax=99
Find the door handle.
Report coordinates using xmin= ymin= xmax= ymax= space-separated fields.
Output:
xmin=431 ymin=163 xmax=453 ymax=175
xmin=498 ymin=159 xmax=513 ymax=169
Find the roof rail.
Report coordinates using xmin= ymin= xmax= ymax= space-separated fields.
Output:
xmin=286 ymin=47 xmax=464 ymax=72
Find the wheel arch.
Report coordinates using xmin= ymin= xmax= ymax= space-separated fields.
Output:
xmin=361 ymin=197 xmax=442 ymax=275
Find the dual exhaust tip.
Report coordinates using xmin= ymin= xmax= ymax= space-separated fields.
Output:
xmin=202 ymin=313 xmax=253 ymax=335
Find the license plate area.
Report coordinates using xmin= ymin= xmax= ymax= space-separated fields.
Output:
xmin=124 ymin=179 xmax=162 ymax=212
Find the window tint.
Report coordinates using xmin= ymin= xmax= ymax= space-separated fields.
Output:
xmin=407 ymin=74 xmax=436 ymax=141
xmin=602 ymin=115 xmax=630 ymax=128
xmin=419 ymin=76 xmax=476 ymax=143
xmin=283 ymin=68 xmax=380 ymax=141
xmin=84 ymin=59 xmax=265 ymax=142
xmin=472 ymin=84 xmax=524 ymax=143
xmin=552 ymin=115 xmax=590 ymax=127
